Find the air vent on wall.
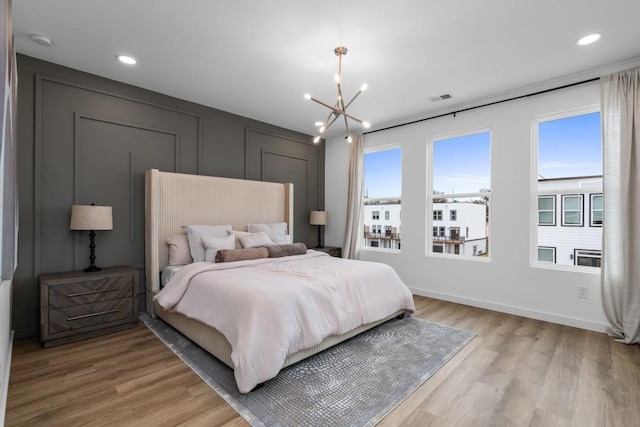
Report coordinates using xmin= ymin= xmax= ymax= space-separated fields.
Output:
xmin=429 ymin=93 xmax=453 ymax=103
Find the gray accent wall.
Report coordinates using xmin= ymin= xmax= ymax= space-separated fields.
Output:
xmin=15 ymin=54 xmax=325 ymax=338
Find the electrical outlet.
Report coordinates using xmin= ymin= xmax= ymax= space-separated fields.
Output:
xmin=577 ymin=285 xmax=589 ymax=299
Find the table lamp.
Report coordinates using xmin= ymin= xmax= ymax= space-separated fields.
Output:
xmin=309 ymin=210 xmax=328 ymax=248
xmin=70 ymin=204 xmax=113 ymax=272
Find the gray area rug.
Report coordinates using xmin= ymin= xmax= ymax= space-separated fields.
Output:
xmin=141 ymin=313 xmax=475 ymax=427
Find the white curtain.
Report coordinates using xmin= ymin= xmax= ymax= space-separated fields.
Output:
xmin=342 ymin=134 xmax=364 ymax=259
xmin=601 ymin=66 xmax=640 ymax=344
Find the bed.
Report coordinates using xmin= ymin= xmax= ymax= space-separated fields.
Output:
xmin=145 ymin=169 xmax=415 ymax=392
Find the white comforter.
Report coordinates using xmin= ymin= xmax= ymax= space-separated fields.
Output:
xmin=154 ymin=251 xmax=415 ymax=392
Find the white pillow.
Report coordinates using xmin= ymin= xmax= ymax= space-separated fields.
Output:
xmin=239 ymin=232 xmax=275 ymax=248
xmin=247 ymin=222 xmax=288 ymax=235
xmin=270 ymin=234 xmax=292 ymax=245
xmin=247 ymin=223 xmax=290 ymax=244
xmin=228 ymin=229 xmax=252 ymax=249
xmin=202 ymin=235 xmax=236 ymax=263
xmin=183 ymin=224 xmax=233 ymax=262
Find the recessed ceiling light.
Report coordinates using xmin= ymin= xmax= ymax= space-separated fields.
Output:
xmin=577 ymin=33 xmax=601 ymax=46
xmin=117 ymin=55 xmax=137 ymax=65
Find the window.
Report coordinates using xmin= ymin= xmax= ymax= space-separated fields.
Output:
xmin=538 ymin=247 xmax=556 ymax=263
xmin=575 ymin=249 xmax=601 ymax=267
xmin=534 ymin=109 xmax=602 ymax=269
xmin=428 ymin=130 xmax=490 ymax=259
xmin=538 ymin=195 xmax=556 ymax=225
xmin=590 ymin=194 xmax=603 ymax=226
xmin=363 ymin=146 xmax=402 ymax=250
xmin=561 ymin=195 xmax=583 ymax=226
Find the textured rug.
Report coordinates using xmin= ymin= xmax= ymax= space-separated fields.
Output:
xmin=141 ymin=313 xmax=475 ymax=427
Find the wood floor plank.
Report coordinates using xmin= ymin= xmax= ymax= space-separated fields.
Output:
xmin=6 ymin=296 xmax=640 ymax=426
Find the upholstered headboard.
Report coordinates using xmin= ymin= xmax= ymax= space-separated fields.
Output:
xmin=144 ymin=169 xmax=294 ymax=311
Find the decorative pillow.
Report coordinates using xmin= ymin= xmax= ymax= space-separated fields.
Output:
xmin=202 ymin=235 xmax=236 ymax=263
xmin=216 ymin=247 xmax=269 ymax=263
xmin=238 ymin=232 xmax=274 ymax=248
xmin=183 ymin=224 xmax=233 ymax=262
xmin=266 ymin=242 xmax=308 ymax=258
xmin=165 ymin=234 xmax=193 ymax=265
xmin=248 ymin=222 xmax=288 ymax=235
xmin=228 ymin=229 xmax=252 ymax=249
xmin=247 ymin=223 xmax=290 ymax=244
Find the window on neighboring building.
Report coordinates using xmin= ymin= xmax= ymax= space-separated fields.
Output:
xmin=574 ymin=249 xmax=601 ymax=267
xmin=590 ymin=194 xmax=603 ymax=226
xmin=561 ymin=194 xmax=583 ymax=226
xmin=428 ymin=130 xmax=491 ymax=259
xmin=538 ymin=195 xmax=556 ymax=225
xmin=538 ymin=247 xmax=556 ymax=263
xmin=363 ymin=146 xmax=402 ymax=251
xmin=534 ymin=108 xmax=602 ymax=269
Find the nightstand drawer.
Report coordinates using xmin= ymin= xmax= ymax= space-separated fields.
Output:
xmin=48 ymin=298 xmax=134 ymax=334
xmin=48 ymin=275 xmax=133 ymax=309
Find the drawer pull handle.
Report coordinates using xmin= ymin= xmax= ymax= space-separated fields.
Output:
xmin=67 ymin=309 xmax=120 ymax=321
xmin=67 ymin=288 xmax=120 ymax=297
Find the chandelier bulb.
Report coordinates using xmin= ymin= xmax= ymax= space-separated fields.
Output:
xmin=304 ymin=93 xmax=311 ymax=100
xmin=363 ymin=121 xmax=371 ymax=128
xmin=313 ymin=136 xmax=321 ymax=143
xmin=319 ymin=126 xmax=325 ymax=133
xmin=314 ymin=121 xmax=324 ymax=126
xmin=334 ymin=74 xmax=340 ymax=84
xmin=346 ymin=135 xmax=353 ymax=143
xmin=361 ymin=83 xmax=368 ymax=91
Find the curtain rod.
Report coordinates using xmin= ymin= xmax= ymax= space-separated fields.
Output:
xmin=364 ymin=77 xmax=600 ymax=135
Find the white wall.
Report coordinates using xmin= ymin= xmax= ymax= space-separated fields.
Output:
xmin=325 ymin=81 xmax=609 ymax=332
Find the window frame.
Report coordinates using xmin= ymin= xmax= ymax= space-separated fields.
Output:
xmin=538 ymin=195 xmax=556 ymax=226
xmin=590 ymin=193 xmax=603 ymax=227
xmin=574 ymin=249 xmax=601 ymax=267
xmin=426 ymin=127 xmax=491 ymax=262
xmin=537 ymin=246 xmax=556 ymax=263
xmin=433 ymin=210 xmax=443 ymax=221
xmin=530 ymin=105 xmax=602 ymax=273
xmin=450 ymin=210 xmax=457 ymax=221
xmin=561 ymin=194 xmax=584 ymax=227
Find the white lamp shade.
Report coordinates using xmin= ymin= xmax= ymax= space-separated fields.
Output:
xmin=309 ymin=210 xmax=328 ymax=226
xmin=70 ymin=205 xmax=113 ymax=230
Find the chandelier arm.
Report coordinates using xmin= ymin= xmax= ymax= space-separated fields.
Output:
xmin=309 ymin=96 xmax=343 ymax=115
xmin=340 ymin=110 xmax=365 ymax=124
xmin=343 ymin=113 xmax=352 ymax=138
xmin=343 ymin=89 xmax=363 ymax=110
xmin=320 ymin=114 xmax=340 ymax=135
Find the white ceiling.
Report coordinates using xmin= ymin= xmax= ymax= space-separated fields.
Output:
xmin=12 ymin=0 xmax=640 ymax=138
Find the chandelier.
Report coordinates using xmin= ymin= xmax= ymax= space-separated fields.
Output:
xmin=304 ymin=46 xmax=370 ymax=143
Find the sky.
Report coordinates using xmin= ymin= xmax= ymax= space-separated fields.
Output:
xmin=538 ymin=111 xmax=602 ymax=179
xmin=364 ymin=111 xmax=601 ymax=198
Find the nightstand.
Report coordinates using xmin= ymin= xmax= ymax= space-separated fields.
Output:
xmin=40 ymin=266 xmax=139 ymax=348
xmin=315 ymin=246 xmax=342 ymax=258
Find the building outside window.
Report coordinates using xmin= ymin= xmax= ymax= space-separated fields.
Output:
xmin=590 ymin=194 xmax=603 ymax=226
xmin=363 ymin=146 xmax=402 ymax=250
xmin=538 ymin=195 xmax=556 ymax=225
xmin=534 ymin=109 xmax=602 ymax=269
xmin=561 ymin=194 xmax=583 ymax=226
xmin=428 ymin=130 xmax=491 ymax=258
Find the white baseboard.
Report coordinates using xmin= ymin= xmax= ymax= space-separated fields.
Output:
xmin=0 ymin=330 xmax=14 ymax=427
xmin=410 ymin=288 xmax=609 ymax=333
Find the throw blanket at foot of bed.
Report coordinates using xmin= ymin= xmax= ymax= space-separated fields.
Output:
xmin=154 ymin=251 xmax=415 ymax=393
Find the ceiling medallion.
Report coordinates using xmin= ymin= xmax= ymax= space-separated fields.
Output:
xmin=304 ymin=47 xmax=370 ymax=143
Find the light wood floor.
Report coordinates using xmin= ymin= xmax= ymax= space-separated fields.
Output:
xmin=6 ymin=296 xmax=640 ymax=426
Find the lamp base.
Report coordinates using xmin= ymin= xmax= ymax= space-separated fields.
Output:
xmin=84 ymin=265 xmax=101 ymax=273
